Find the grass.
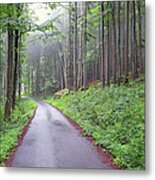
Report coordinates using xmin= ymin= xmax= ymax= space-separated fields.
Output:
xmin=0 ymin=98 xmax=36 ymax=166
xmin=46 ymin=80 xmax=145 ymax=170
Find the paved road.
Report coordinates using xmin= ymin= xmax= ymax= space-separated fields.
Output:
xmin=11 ymin=101 xmax=113 ymax=169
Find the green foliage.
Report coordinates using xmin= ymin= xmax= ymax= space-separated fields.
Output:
xmin=47 ymin=80 xmax=145 ymax=170
xmin=0 ymin=99 xmax=36 ymax=166
xmin=0 ymin=4 xmax=34 ymax=33
xmin=53 ymin=88 xmax=70 ymax=99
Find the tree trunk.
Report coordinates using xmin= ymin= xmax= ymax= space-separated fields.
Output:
xmin=36 ymin=54 xmax=41 ymax=96
xmin=83 ymin=2 xmax=87 ymax=91
xmin=31 ymin=65 xmax=34 ymax=96
xmin=124 ymin=1 xmax=129 ymax=80
xmin=18 ymin=35 xmax=21 ymax=99
xmin=106 ymin=2 xmax=110 ymax=86
xmin=111 ymin=2 xmax=117 ymax=84
xmin=116 ymin=2 xmax=121 ymax=85
xmin=68 ymin=2 xmax=72 ymax=92
xmin=131 ymin=1 xmax=138 ymax=80
xmin=137 ymin=0 xmax=142 ymax=72
xmin=4 ymin=29 xmax=14 ymax=119
xmin=122 ymin=2 xmax=125 ymax=75
xmin=100 ymin=2 xmax=105 ymax=87
xmin=0 ymin=33 xmax=3 ymax=103
xmin=59 ymin=56 xmax=64 ymax=90
xmin=63 ymin=53 xmax=68 ymax=89
xmin=77 ymin=2 xmax=83 ymax=89
xmin=73 ymin=2 xmax=78 ymax=92
xmin=98 ymin=7 xmax=101 ymax=80
xmin=12 ymin=29 xmax=19 ymax=109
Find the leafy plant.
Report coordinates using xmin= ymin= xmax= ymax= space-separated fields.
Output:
xmin=0 ymin=99 xmax=36 ymax=166
xmin=47 ymin=79 xmax=145 ymax=170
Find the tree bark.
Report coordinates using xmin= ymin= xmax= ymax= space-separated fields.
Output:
xmin=100 ymin=2 xmax=105 ymax=87
xmin=83 ymin=2 xmax=87 ymax=91
xmin=68 ymin=2 xmax=72 ymax=92
xmin=0 ymin=33 xmax=2 ymax=103
xmin=35 ymin=50 xmax=41 ymax=96
xmin=4 ymin=29 xmax=14 ymax=119
xmin=106 ymin=2 xmax=110 ymax=86
xmin=31 ymin=65 xmax=34 ymax=96
xmin=63 ymin=52 xmax=68 ymax=89
xmin=131 ymin=1 xmax=138 ymax=80
xmin=111 ymin=2 xmax=117 ymax=84
xmin=12 ymin=29 xmax=19 ymax=109
xmin=124 ymin=1 xmax=129 ymax=79
xmin=137 ymin=0 xmax=142 ymax=72
xmin=77 ymin=2 xmax=83 ymax=89
xmin=116 ymin=2 xmax=121 ymax=85
xmin=18 ymin=35 xmax=22 ymax=99
xmin=73 ymin=2 xmax=78 ymax=92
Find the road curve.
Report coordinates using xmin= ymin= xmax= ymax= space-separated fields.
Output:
xmin=11 ymin=101 xmax=113 ymax=169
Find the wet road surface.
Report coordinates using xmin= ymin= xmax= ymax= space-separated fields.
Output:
xmin=11 ymin=101 xmax=113 ymax=169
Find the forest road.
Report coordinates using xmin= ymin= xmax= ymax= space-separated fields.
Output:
xmin=11 ymin=101 xmax=113 ymax=169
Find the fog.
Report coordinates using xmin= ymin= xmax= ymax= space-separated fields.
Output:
xmin=25 ymin=3 xmax=69 ymax=96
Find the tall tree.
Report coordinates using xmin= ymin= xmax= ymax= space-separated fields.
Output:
xmin=116 ymin=2 xmax=121 ymax=84
xmin=106 ymin=2 xmax=110 ymax=86
xmin=83 ymin=2 xmax=87 ymax=91
xmin=137 ymin=0 xmax=142 ymax=72
xmin=111 ymin=2 xmax=117 ymax=84
xmin=0 ymin=33 xmax=3 ymax=103
xmin=77 ymin=2 xmax=83 ymax=89
xmin=73 ymin=2 xmax=78 ymax=92
xmin=12 ymin=28 xmax=19 ymax=109
xmin=18 ymin=35 xmax=22 ymax=98
xmin=124 ymin=1 xmax=129 ymax=80
xmin=100 ymin=2 xmax=105 ymax=87
xmin=35 ymin=46 xmax=41 ymax=96
xmin=68 ymin=2 xmax=72 ymax=92
xmin=4 ymin=25 xmax=14 ymax=118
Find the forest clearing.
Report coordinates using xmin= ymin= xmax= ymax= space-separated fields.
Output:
xmin=0 ymin=1 xmax=145 ymax=170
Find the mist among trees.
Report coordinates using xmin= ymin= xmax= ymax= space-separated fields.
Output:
xmin=0 ymin=1 xmax=145 ymax=169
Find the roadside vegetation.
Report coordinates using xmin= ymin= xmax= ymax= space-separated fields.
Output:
xmin=0 ymin=99 xmax=36 ymax=166
xmin=46 ymin=79 xmax=145 ymax=170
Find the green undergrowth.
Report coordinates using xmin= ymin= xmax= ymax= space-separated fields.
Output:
xmin=47 ymin=80 xmax=145 ymax=170
xmin=0 ymin=98 xmax=36 ymax=166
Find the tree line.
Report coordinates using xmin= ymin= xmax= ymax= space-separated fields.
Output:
xmin=0 ymin=4 xmax=35 ymax=119
xmin=0 ymin=1 xmax=145 ymax=119
xmin=24 ymin=1 xmax=145 ymax=96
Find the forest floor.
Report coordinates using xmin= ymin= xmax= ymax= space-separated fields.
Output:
xmin=10 ymin=100 xmax=114 ymax=169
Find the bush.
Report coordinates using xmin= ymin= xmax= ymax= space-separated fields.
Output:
xmin=53 ymin=88 xmax=70 ymax=99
